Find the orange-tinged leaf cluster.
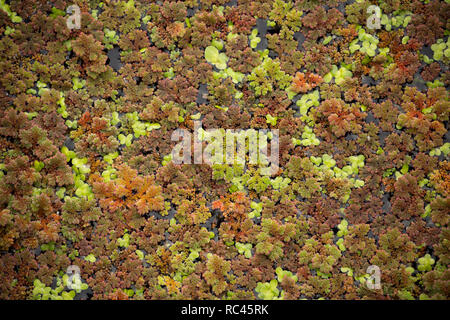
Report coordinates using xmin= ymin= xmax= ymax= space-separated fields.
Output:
xmin=337 ymin=25 xmax=358 ymax=41
xmin=93 ymin=164 xmax=164 ymax=215
xmin=429 ymin=161 xmax=450 ymax=197
xmin=107 ymin=289 xmax=130 ymax=300
xmin=212 ymin=191 xmax=248 ymax=220
xmin=211 ymin=199 xmax=225 ymax=211
xmin=289 ymin=72 xmax=322 ymax=93
xmin=166 ymin=21 xmax=186 ymax=38
xmin=163 ymin=276 xmax=181 ymax=295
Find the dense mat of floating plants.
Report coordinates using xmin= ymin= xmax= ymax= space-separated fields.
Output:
xmin=0 ymin=0 xmax=448 ymax=300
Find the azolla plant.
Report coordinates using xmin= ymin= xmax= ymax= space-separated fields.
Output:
xmin=0 ymin=0 xmax=448 ymax=300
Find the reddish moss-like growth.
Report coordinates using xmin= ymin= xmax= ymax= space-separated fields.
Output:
xmin=92 ymin=164 xmax=164 ymax=215
xmin=289 ymin=72 xmax=322 ymax=93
